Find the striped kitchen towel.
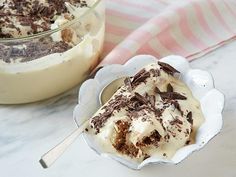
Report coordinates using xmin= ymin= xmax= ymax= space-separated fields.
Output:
xmin=99 ymin=0 xmax=236 ymax=65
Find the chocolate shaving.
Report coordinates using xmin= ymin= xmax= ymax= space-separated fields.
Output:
xmin=132 ymin=92 xmax=148 ymax=105
xmin=91 ymin=116 xmax=103 ymax=134
xmin=102 ymin=107 xmax=113 ymax=117
xmin=154 ymin=109 xmax=163 ymax=117
xmin=131 ymin=69 xmax=150 ymax=86
xmin=171 ymin=101 xmax=183 ymax=116
xmin=133 ymin=69 xmax=145 ymax=81
xmin=167 ymin=92 xmax=187 ymax=100
xmin=167 ymin=83 xmax=173 ymax=92
xmin=124 ymin=77 xmax=132 ymax=92
xmin=185 ymin=140 xmax=191 ymax=145
xmin=155 ymin=87 xmax=187 ymax=100
xmin=158 ymin=61 xmax=180 ymax=75
xmin=170 ymin=118 xmax=183 ymax=125
xmin=0 ymin=39 xmax=71 ymax=62
xmin=164 ymin=134 xmax=170 ymax=141
xmin=184 ymin=129 xmax=190 ymax=137
xmin=143 ymin=154 xmax=150 ymax=160
xmin=155 ymin=87 xmax=161 ymax=94
xmin=91 ymin=95 xmax=130 ymax=133
xmin=187 ymin=112 xmax=193 ymax=124
xmin=149 ymin=95 xmax=156 ymax=108
xmin=150 ymin=68 xmax=160 ymax=77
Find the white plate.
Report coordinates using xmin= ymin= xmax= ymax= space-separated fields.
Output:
xmin=73 ymin=55 xmax=224 ymax=169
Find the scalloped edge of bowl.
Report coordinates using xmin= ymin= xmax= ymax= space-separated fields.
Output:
xmin=73 ymin=55 xmax=224 ymax=170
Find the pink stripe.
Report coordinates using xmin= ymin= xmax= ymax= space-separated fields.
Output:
xmin=110 ymin=0 xmax=160 ymax=13
xmin=106 ymin=23 xmax=132 ymax=36
xmin=156 ymin=17 xmax=189 ymax=56
xmin=142 ymin=15 xmax=189 ymax=55
xmin=106 ymin=9 xmax=148 ymax=23
xmin=126 ymin=30 xmax=153 ymax=44
xmin=176 ymin=6 xmax=208 ymax=50
xmin=192 ymin=1 xmax=221 ymax=41
xmin=137 ymin=43 xmax=161 ymax=58
xmin=208 ymin=0 xmax=234 ymax=35
xmin=158 ymin=33 xmax=188 ymax=56
xmin=101 ymin=0 xmax=236 ymax=66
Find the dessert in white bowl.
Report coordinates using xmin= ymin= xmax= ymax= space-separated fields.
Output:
xmin=88 ymin=62 xmax=204 ymax=162
xmin=0 ymin=0 xmax=105 ymax=104
xmin=73 ymin=55 xmax=224 ymax=169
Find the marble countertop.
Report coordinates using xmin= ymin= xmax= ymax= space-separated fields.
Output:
xmin=1 ymin=41 xmax=236 ymax=177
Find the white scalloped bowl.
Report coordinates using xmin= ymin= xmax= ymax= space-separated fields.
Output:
xmin=73 ymin=55 xmax=224 ymax=170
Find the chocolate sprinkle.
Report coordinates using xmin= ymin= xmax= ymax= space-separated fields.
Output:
xmin=91 ymin=95 xmax=130 ymax=133
xmin=158 ymin=61 xmax=180 ymax=75
xmin=133 ymin=69 xmax=145 ymax=82
xmin=170 ymin=118 xmax=183 ymax=125
xmin=171 ymin=101 xmax=183 ymax=116
xmin=143 ymin=154 xmax=150 ymax=160
xmin=124 ymin=77 xmax=132 ymax=92
xmin=155 ymin=87 xmax=162 ymax=94
xmin=149 ymin=95 xmax=156 ymax=108
xmin=155 ymin=87 xmax=187 ymax=100
xmin=132 ymin=92 xmax=148 ymax=105
xmin=167 ymin=83 xmax=174 ymax=92
xmin=187 ymin=112 xmax=193 ymax=124
xmin=150 ymin=68 xmax=160 ymax=77
xmin=131 ymin=69 xmax=150 ymax=87
xmin=185 ymin=140 xmax=191 ymax=145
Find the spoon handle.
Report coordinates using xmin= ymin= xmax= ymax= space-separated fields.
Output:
xmin=39 ymin=120 xmax=89 ymax=168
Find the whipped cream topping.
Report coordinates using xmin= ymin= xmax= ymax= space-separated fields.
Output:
xmin=0 ymin=0 xmax=87 ymax=38
xmin=0 ymin=0 xmax=100 ymax=63
xmin=88 ymin=62 xmax=205 ymax=162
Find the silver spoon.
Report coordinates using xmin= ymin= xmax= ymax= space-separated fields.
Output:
xmin=39 ymin=77 xmax=126 ymax=168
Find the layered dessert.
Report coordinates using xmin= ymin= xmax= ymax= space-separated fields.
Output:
xmin=87 ymin=62 xmax=205 ymax=162
xmin=0 ymin=0 xmax=104 ymax=104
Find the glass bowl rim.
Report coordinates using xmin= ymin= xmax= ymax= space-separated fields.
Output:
xmin=0 ymin=0 xmax=102 ymax=43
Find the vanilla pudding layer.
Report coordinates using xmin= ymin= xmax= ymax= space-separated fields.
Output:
xmin=0 ymin=0 xmax=105 ymax=104
xmin=88 ymin=62 xmax=205 ymax=162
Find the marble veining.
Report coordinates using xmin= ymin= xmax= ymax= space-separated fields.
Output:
xmin=0 ymin=41 xmax=236 ymax=177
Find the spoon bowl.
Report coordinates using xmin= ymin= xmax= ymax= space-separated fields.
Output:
xmin=99 ymin=77 xmax=126 ymax=105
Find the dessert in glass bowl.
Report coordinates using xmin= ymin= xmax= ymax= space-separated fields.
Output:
xmin=0 ymin=0 xmax=105 ymax=104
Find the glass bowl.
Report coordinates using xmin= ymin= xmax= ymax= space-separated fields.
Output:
xmin=0 ymin=0 xmax=105 ymax=104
